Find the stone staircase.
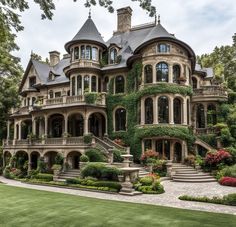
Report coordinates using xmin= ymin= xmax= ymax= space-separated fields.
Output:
xmin=171 ymin=163 xmax=216 ymax=183
xmin=58 ymin=169 xmax=81 ymax=181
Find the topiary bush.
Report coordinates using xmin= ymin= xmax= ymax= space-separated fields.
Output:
xmin=33 ymin=173 xmax=53 ymax=182
xmin=113 ymin=149 xmax=124 ymax=163
xmin=83 ymin=134 xmax=92 ymax=144
xmin=80 ymin=154 xmax=89 ymax=162
xmin=85 ymin=148 xmax=107 ymax=162
xmin=139 ymin=176 xmax=153 ymax=186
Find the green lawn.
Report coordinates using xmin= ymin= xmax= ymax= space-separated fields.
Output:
xmin=0 ymin=184 xmax=235 ymax=227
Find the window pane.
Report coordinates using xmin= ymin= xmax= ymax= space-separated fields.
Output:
xmin=81 ymin=45 xmax=85 ymax=59
xmin=115 ymin=108 xmax=126 ymax=131
xmin=84 ymin=75 xmax=90 ymax=92
xmin=156 ymin=62 xmax=169 ymax=82
xmin=158 ymin=96 xmax=169 ymax=123
xmin=72 ymin=77 xmax=75 ymax=96
xmin=77 ymin=75 xmax=82 ymax=95
xmin=92 ymin=47 xmax=98 ymax=60
xmin=144 ymin=65 xmax=153 ymax=83
xmin=145 ymin=98 xmax=153 ymax=124
xmin=110 ymin=48 xmax=117 ymax=64
xmin=86 ymin=46 xmax=91 ymax=59
xmin=144 ymin=139 xmax=152 ymax=151
xmin=173 ymin=65 xmax=180 ymax=83
xmin=74 ymin=47 xmax=79 ymax=60
xmin=174 ymin=98 xmax=182 ymax=124
xmin=115 ymin=75 xmax=124 ymax=93
xmin=197 ymin=104 xmax=205 ymax=128
xmin=91 ymin=76 xmax=97 ymax=92
xmin=158 ymin=44 xmax=170 ymax=53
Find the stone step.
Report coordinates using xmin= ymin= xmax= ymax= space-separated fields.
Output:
xmin=174 ymin=173 xmax=210 ymax=177
xmin=58 ymin=175 xmax=79 ymax=180
xmin=173 ymin=178 xmax=217 ymax=183
xmin=59 ymin=173 xmax=81 ymax=177
xmin=175 ymin=171 xmax=198 ymax=174
xmin=173 ymin=175 xmax=215 ymax=180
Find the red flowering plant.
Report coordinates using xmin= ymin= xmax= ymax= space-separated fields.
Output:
xmin=141 ymin=150 xmax=159 ymax=165
xmin=204 ymin=149 xmax=232 ymax=171
xmin=219 ymin=177 xmax=236 ymax=187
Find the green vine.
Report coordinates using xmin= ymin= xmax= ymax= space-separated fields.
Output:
xmin=84 ymin=93 xmax=98 ymax=104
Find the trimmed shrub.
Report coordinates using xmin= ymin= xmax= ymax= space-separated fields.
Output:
xmin=92 ymin=181 xmax=121 ymax=191
xmin=3 ymin=166 xmax=12 ymax=179
xmin=223 ymin=193 xmax=236 ymax=206
xmin=83 ymin=134 xmax=92 ymax=144
xmin=139 ymin=176 xmax=153 ymax=186
xmin=33 ymin=173 xmax=53 ymax=182
xmin=66 ymin=178 xmax=82 ymax=185
xmin=113 ymin=149 xmax=124 ymax=163
xmin=52 ymin=164 xmax=62 ymax=171
xmin=55 ymin=154 xmax=64 ymax=165
xmin=81 ymin=163 xmax=120 ymax=181
xmin=80 ymin=154 xmax=89 ymax=162
xmin=217 ymin=164 xmax=236 ymax=180
xmin=219 ymin=177 xmax=236 ymax=187
xmin=37 ymin=157 xmax=47 ymax=173
xmin=85 ymin=148 xmax=107 ymax=162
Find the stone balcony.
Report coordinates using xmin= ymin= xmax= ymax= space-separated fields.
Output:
xmin=195 ymin=127 xmax=220 ymax=135
xmin=192 ymin=86 xmax=227 ymax=102
xmin=11 ymin=93 xmax=106 ymax=115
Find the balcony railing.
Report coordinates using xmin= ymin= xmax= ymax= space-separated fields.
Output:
xmin=193 ymin=86 xmax=227 ymax=97
xmin=3 ymin=137 xmax=86 ymax=147
xmin=195 ymin=127 xmax=219 ymax=135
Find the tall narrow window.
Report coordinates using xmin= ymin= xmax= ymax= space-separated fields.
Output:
xmin=158 ymin=96 xmax=169 ymax=123
xmin=74 ymin=47 xmax=79 ymax=60
xmin=207 ymin=104 xmax=217 ymax=126
xmin=156 ymin=62 xmax=169 ymax=82
xmin=115 ymin=75 xmax=124 ymax=93
xmin=144 ymin=65 xmax=153 ymax=83
xmin=49 ymin=90 xmax=54 ymax=99
xmin=173 ymin=65 xmax=181 ymax=83
xmin=197 ymin=104 xmax=205 ymax=128
xmin=85 ymin=46 xmax=91 ymax=59
xmin=174 ymin=98 xmax=182 ymax=124
xmin=92 ymin=47 xmax=98 ymax=61
xmin=187 ymin=99 xmax=190 ymax=125
xmin=77 ymin=75 xmax=82 ymax=95
xmin=84 ymin=75 xmax=90 ymax=92
xmin=72 ymin=77 xmax=75 ymax=96
xmin=158 ymin=44 xmax=170 ymax=53
xmin=29 ymin=77 xmax=36 ymax=87
xmin=110 ymin=48 xmax=117 ymax=64
xmin=115 ymin=108 xmax=126 ymax=131
xmin=192 ymin=77 xmax=197 ymax=89
xmin=91 ymin=76 xmax=97 ymax=92
xmin=145 ymin=98 xmax=153 ymax=124
xmin=81 ymin=45 xmax=85 ymax=59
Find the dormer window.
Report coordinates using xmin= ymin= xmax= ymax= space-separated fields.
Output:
xmin=158 ymin=44 xmax=170 ymax=53
xmin=29 ymin=76 xmax=36 ymax=87
xmin=48 ymin=72 xmax=55 ymax=81
xmin=110 ymin=48 xmax=117 ymax=64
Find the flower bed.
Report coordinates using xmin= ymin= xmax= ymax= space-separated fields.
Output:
xmin=219 ymin=177 xmax=236 ymax=187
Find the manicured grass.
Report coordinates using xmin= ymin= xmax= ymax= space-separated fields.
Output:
xmin=0 ymin=184 xmax=235 ymax=227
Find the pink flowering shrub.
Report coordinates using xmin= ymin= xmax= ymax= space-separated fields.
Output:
xmin=141 ymin=150 xmax=159 ymax=164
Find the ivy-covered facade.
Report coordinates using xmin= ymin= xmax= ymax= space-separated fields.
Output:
xmin=2 ymin=7 xmax=228 ymax=170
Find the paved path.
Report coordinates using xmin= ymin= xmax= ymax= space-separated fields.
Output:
xmin=0 ymin=176 xmax=236 ymax=215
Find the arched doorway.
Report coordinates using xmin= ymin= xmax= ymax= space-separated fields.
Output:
xmin=67 ymin=151 xmax=82 ymax=169
xmin=156 ymin=140 xmax=170 ymax=159
xmin=48 ymin=114 xmax=64 ymax=138
xmin=89 ymin=113 xmax=106 ymax=137
xmin=31 ymin=151 xmax=40 ymax=170
xmin=68 ymin=113 xmax=84 ymax=137
xmin=44 ymin=151 xmax=58 ymax=169
xmin=15 ymin=150 xmax=29 ymax=171
xmin=174 ymin=142 xmax=182 ymax=163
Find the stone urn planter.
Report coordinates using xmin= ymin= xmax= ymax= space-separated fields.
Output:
xmin=52 ymin=164 xmax=62 ymax=181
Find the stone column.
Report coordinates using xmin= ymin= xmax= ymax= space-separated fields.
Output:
xmin=169 ymin=64 xmax=173 ymax=83
xmin=140 ymin=98 xmax=145 ymax=125
xmin=14 ymin=121 xmax=17 ymax=140
xmin=44 ymin=115 xmax=48 ymax=138
xmin=7 ymin=121 xmax=10 ymax=140
xmin=204 ymin=103 xmax=208 ymax=128
xmin=18 ymin=120 xmax=22 ymax=140
xmin=170 ymin=141 xmax=174 ymax=161
xmin=28 ymin=153 xmax=32 ymax=172
xmin=32 ymin=117 xmax=36 ymax=135
xmin=153 ymin=64 xmax=156 ymax=84
xmin=153 ymin=97 xmax=158 ymax=124
xmin=183 ymin=100 xmax=187 ymax=125
xmin=82 ymin=75 xmax=84 ymax=94
xmin=84 ymin=116 xmax=89 ymax=134
xmin=169 ymin=97 xmax=174 ymax=124
xmin=64 ymin=114 xmax=68 ymax=135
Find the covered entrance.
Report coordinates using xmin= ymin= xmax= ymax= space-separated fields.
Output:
xmin=67 ymin=151 xmax=82 ymax=169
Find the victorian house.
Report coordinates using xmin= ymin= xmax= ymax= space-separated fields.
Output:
xmin=2 ymin=7 xmax=227 ymax=171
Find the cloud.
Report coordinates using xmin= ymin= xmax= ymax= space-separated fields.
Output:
xmin=14 ymin=0 xmax=236 ymax=68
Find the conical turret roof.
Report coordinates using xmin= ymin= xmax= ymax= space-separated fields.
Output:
xmin=65 ymin=16 xmax=106 ymax=52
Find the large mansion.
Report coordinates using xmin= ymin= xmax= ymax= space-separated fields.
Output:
xmin=2 ymin=7 xmax=228 ymax=170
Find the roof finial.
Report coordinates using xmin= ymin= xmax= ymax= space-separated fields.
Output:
xmin=88 ymin=8 xmax=91 ymax=19
xmin=158 ymin=14 xmax=161 ymax=24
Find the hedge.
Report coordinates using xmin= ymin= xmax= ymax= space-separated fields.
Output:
xmin=33 ymin=173 xmax=53 ymax=182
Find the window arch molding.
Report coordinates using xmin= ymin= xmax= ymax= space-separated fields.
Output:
xmin=113 ymin=106 xmax=127 ymax=131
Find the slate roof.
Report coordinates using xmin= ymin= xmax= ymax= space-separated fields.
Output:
xmin=195 ymin=64 xmax=214 ymax=78
xmin=65 ymin=17 xmax=106 ymax=52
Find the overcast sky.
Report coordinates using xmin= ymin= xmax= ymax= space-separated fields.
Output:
xmin=15 ymin=0 xmax=236 ymax=69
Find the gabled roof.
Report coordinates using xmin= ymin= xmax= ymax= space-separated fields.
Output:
xmin=194 ymin=64 xmax=214 ymax=78
xmin=65 ymin=17 xmax=107 ymax=52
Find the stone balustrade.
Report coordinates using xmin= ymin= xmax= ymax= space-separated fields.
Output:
xmin=193 ymin=86 xmax=227 ymax=97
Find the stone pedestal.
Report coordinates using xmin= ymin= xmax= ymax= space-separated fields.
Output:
xmin=166 ymin=160 xmax=173 ymax=177
xmin=121 ymin=154 xmax=133 ymax=168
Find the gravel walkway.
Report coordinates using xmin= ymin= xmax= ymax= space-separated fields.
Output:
xmin=0 ymin=176 xmax=235 ymax=215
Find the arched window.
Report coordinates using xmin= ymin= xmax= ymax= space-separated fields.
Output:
xmin=144 ymin=65 xmax=153 ymax=83
xmin=115 ymin=75 xmax=124 ymax=93
xmin=84 ymin=75 xmax=90 ymax=92
xmin=91 ymin=76 xmax=97 ymax=92
xmin=158 ymin=96 xmax=169 ymax=123
xmin=77 ymin=75 xmax=82 ymax=95
xmin=145 ymin=98 xmax=153 ymax=124
xmin=85 ymin=46 xmax=91 ymax=59
xmin=81 ymin=45 xmax=85 ymax=59
xmin=173 ymin=65 xmax=181 ymax=83
xmin=192 ymin=77 xmax=197 ymax=89
xmin=158 ymin=44 xmax=170 ymax=53
xmin=207 ymin=104 xmax=217 ymax=125
xmin=197 ymin=104 xmax=205 ymax=128
xmin=110 ymin=48 xmax=117 ymax=64
xmin=174 ymin=98 xmax=182 ymax=124
xmin=74 ymin=47 xmax=79 ymax=60
xmin=156 ymin=62 xmax=169 ymax=82
xmin=92 ymin=47 xmax=98 ymax=61
xmin=115 ymin=108 xmax=126 ymax=131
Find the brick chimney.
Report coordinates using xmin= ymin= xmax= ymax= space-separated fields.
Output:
xmin=49 ymin=51 xmax=60 ymax=66
xmin=117 ymin=7 xmax=132 ymax=33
